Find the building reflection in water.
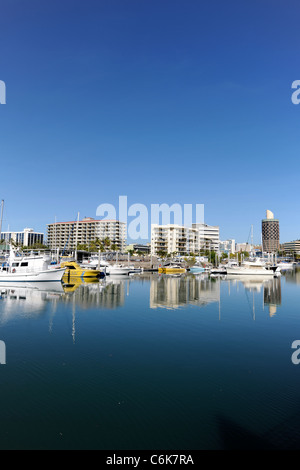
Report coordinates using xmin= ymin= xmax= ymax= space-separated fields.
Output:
xmin=283 ymin=267 xmax=300 ymax=285
xmin=61 ymin=277 xmax=127 ymax=310
xmin=0 ymin=273 xmax=284 ymax=329
xmin=227 ymin=275 xmax=282 ymax=318
xmin=263 ymin=278 xmax=282 ymax=317
xmin=150 ymin=273 xmax=220 ymax=310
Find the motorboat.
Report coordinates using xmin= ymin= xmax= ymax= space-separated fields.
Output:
xmin=60 ymin=261 xmax=104 ymax=279
xmin=0 ymin=246 xmax=66 ymax=283
xmin=210 ymin=266 xmax=227 ymax=275
xmin=80 ymin=254 xmax=109 ymax=269
xmin=276 ymin=261 xmax=294 ymax=270
xmin=226 ymin=258 xmax=280 ymax=277
xmin=128 ymin=266 xmax=143 ymax=274
xmin=106 ymin=265 xmax=132 ymax=276
xmin=158 ymin=263 xmax=186 ymax=274
xmin=190 ymin=266 xmax=205 ymax=273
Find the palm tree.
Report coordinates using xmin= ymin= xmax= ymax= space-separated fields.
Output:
xmin=103 ymin=237 xmax=111 ymax=251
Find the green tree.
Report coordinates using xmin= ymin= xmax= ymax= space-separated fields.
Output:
xmin=76 ymin=243 xmax=88 ymax=251
xmin=103 ymin=237 xmax=111 ymax=251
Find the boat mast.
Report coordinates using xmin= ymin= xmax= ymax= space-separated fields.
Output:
xmin=54 ymin=215 xmax=57 ymax=259
xmin=75 ymin=212 xmax=80 ymax=261
xmin=0 ymin=200 xmax=4 ymax=243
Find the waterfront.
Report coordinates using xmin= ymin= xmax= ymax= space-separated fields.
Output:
xmin=0 ymin=271 xmax=300 ymax=449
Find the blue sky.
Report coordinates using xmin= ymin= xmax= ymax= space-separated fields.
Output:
xmin=0 ymin=0 xmax=299 ymax=244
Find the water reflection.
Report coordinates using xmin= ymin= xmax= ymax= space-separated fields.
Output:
xmin=0 ymin=272 xmax=289 ymax=324
xmin=62 ymin=277 xmax=127 ymax=310
xmin=150 ymin=273 xmax=220 ymax=309
xmin=263 ymin=278 xmax=282 ymax=317
xmin=0 ymin=282 xmax=64 ymax=323
xmin=283 ymin=267 xmax=300 ymax=284
xmin=226 ymin=275 xmax=282 ymax=317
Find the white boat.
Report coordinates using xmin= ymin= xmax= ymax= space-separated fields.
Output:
xmin=0 ymin=246 xmax=65 ymax=282
xmin=128 ymin=266 xmax=143 ymax=274
xmin=276 ymin=261 xmax=294 ymax=270
xmin=210 ymin=265 xmax=227 ymax=275
xmin=226 ymin=258 xmax=280 ymax=277
xmin=81 ymin=254 xmax=109 ymax=269
xmin=106 ymin=265 xmax=132 ymax=276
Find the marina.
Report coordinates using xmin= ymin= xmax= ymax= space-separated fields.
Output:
xmin=0 ymin=268 xmax=299 ymax=449
xmin=1 ymin=0 xmax=299 ymax=452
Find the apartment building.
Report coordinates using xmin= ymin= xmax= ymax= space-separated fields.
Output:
xmin=282 ymin=240 xmax=300 ymax=254
xmin=151 ymin=223 xmax=220 ymax=256
xmin=192 ymin=223 xmax=220 ymax=252
xmin=47 ymin=217 xmax=126 ymax=251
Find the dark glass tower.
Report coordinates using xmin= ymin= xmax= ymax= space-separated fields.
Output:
xmin=262 ymin=210 xmax=280 ymax=253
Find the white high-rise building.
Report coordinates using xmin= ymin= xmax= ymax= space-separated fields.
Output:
xmin=192 ymin=223 xmax=220 ymax=253
xmin=151 ymin=223 xmax=220 ymax=256
xmin=47 ymin=217 xmax=126 ymax=251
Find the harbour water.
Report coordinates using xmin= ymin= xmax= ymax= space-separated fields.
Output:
xmin=0 ymin=270 xmax=300 ymax=449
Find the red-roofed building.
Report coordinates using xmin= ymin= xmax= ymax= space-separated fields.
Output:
xmin=47 ymin=217 xmax=126 ymax=251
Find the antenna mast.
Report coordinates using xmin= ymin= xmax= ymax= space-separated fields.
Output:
xmin=0 ymin=200 xmax=4 ymax=243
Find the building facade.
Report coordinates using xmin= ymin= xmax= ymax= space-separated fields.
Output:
xmin=47 ymin=217 xmax=126 ymax=251
xmin=1 ymin=228 xmax=44 ymax=247
xmin=151 ymin=223 xmax=220 ymax=256
xmin=262 ymin=210 xmax=280 ymax=253
xmin=235 ymin=242 xmax=252 ymax=253
xmin=219 ymin=239 xmax=236 ymax=254
xmin=282 ymin=240 xmax=300 ymax=254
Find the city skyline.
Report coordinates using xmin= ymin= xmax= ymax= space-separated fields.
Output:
xmin=0 ymin=1 xmax=300 ymax=243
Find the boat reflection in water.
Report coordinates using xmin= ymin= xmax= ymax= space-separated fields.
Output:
xmin=226 ymin=274 xmax=282 ymax=317
xmin=0 ymin=282 xmax=65 ymax=323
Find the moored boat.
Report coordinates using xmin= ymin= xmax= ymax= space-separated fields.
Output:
xmin=0 ymin=246 xmax=66 ymax=283
xmin=190 ymin=266 xmax=205 ymax=273
xmin=106 ymin=265 xmax=132 ymax=276
xmin=61 ymin=261 xmax=104 ymax=279
xmin=226 ymin=258 xmax=280 ymax=277
xmin=158 ymin=263 xmax=186 ymax=274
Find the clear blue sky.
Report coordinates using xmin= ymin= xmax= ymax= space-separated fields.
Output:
xmin=0 ymin=0 xmax=299 ymax=244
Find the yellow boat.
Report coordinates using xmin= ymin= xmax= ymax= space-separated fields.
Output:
xmin=61 ymin=261 xmax=102 ymax=280
xmin=158 ymin=264 xmax=186 ymax=274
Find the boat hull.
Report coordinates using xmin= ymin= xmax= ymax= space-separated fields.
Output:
xmin=106 ymin=267 xmax=132 ymax=275
xmin=0 ymin=268 xmax=66 ymax=283
xmin=190 ymin=267 xmax=205 ymax=273
xmin=226 ymin=267 xmax=276 ymax=276
xmin=158 ymin=268 xmax=186 ymax=274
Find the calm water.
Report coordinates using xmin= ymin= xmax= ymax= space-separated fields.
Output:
xmin=0 ymin=270 xmax=300 ymax=449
